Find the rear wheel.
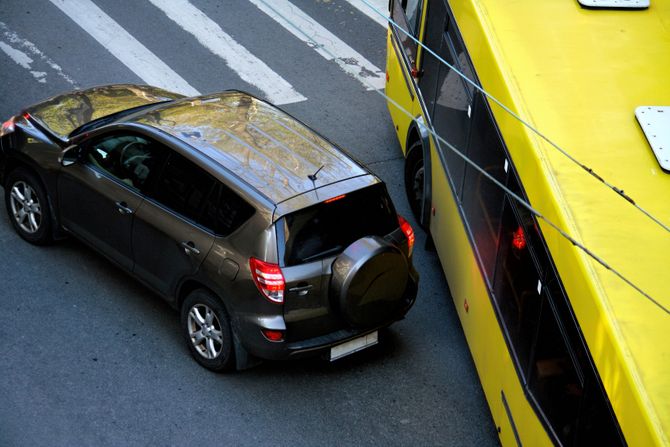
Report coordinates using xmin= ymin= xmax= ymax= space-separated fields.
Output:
xmin=181 ymin=289 xmax=235 ymax=372
xmin=404 ymin=141 xmax=425 ymax=227
xmin=4 ymin=168 xmax=52 ymax=245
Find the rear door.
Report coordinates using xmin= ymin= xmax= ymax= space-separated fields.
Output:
xmin=278 ymin=185 xmax=399 ymax=339
xmin=58 ymin=132 xmax=164 ymax=270
xmin=132 ymin=150 xmax=216 ymax=296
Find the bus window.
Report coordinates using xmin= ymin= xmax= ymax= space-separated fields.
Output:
xmin=528 ymin=292 xmax=583 ymax=445
xmin=390 ymin=0 xmax=423 ymax=69
xmin=432 ymin=29 xmax=473 ymax=198
xmin=493 ymin=197 xmax=542 ymax=377
xmin=401 ymin=0 xmax=422 ymax=35
xmin=462 ymin=92 xmax=507 ymax=281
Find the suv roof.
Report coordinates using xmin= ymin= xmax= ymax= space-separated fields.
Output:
xmin=129 ymin=91 xmax=368 ymax=204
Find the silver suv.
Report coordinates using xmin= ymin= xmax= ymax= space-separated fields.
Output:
xmin=0 ymin=85 xmax=418 ymax=371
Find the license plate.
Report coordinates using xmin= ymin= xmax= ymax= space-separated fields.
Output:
xmin=330 ymin=331 xmax=378 ymax=361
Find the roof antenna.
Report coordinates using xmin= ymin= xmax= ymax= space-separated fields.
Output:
xmin=308 ymin=164 xmax=324 ymax=182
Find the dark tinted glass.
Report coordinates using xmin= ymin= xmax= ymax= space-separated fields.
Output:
xmin=201 ymin=183 xmax=255 ymax=236
xmin=417 ymin=0 xmax=446 ymax=115
xmin=493 ymin=198 xmax=542 ymax=377
xmin=528 ymin=295 xmax=583 ymax=445
xmin=282 ymin=184 xmax=397 ymax=266
xmin=85 ymin=134 xmax=165 ymax=192
xmin=432 ymin=28 xmax=473 ymax=198
xmin=401 ymin=0 xmax=422 ymax=35
xmin=576 ymin=384 xmax=625 ymax=445
xmin=462 ymin=92 xmax=507 ymax=280
xmin=149 ymin=152 xmax=215 ymax=223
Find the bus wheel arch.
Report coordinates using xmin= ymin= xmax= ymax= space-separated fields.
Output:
xmin=404 ymin=118 xmax=432 ymax=229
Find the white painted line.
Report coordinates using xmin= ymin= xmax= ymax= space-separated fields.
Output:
xmin=344 ymin=0 xmax=388 ymax=28
xmin=148 ymin=0 xmax=305 ymax=105
xmin=0 ymin=21 xmax=77 ymax=86
xmin=48 ymin=0 xmax=199 ymax=96
xmin=248 ymin=0 xmax=385 ymax=90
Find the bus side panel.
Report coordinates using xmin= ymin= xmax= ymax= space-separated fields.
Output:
xmin=385 ymin=30 xmax=416 ymax=154
xmin=429 ymin=145 xmax=551 ymax=446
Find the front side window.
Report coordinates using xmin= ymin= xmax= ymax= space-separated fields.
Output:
xmin=84 ymin=133 xmax=164 ymax=192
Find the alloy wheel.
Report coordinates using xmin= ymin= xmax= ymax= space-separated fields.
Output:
xmin=187 ymin=303 xmax=224 ymax=359
xmin=9 ymin=181 xmax=42 ymax=234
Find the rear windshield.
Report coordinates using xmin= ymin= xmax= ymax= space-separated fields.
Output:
xmin=280 ymin=183 xmax=397 ymax=266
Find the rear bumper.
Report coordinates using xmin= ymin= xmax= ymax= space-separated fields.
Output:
xmin=236 ymin=266 xmax=418 ymax=361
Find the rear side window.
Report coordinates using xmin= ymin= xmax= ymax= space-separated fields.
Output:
xmin=149 ymin=151 xmax=254 ymax=235
xmin=201 ymin=183 xmax=255 ymax=236
xmin=281 ymin=184 xmax=397 ymax=266
xmin=149 ymin=151 xmax=216 ymax=222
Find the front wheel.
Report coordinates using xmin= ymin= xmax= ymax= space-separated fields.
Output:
xmin=404 ymin=142 xmax=425 ymax=227
xmin=4 ymin=168 xmax=53 ymax=245
xmin=181 ymin=289 xmax=235 ymax=372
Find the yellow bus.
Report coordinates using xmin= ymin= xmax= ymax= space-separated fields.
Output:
xmin=384 ymin=0 xmax=670 ymax=445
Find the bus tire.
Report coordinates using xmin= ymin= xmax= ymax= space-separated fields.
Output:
xmin=404 ymin=141 xmax=426 ymax=229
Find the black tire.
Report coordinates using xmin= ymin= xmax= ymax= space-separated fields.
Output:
xmin=404 ymin=141 xmax=426 ymax=228
xmin=4 ymin=167 xmax=53 ymax=245
xmin=181 ymin=289 xmax=235 ymax=372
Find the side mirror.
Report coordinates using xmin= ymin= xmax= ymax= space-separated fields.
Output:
xmin=59 ymin=145 xmax=79 ymax=167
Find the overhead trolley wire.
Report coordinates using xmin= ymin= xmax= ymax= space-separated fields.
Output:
xmin=359 ymin=0 xmax=670 ymax=237
xmin=253 ymin=0 xmax=670 ymax=316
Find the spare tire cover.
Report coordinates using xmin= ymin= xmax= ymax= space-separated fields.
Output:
xmin=331 ymin=236 xmax=409 ymax=327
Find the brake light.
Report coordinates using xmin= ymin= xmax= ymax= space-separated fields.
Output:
xmin=249 ymin=257 xmax=285 ymax=303
xmin=325 ymin=194 xmax=346 ymax=204
xmin=398 ymin=215 xmax=415 ymax=256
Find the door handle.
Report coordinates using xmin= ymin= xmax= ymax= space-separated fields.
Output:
xmin=115 ymin=201 xmax=133 ymax=215
xmin=288 ymin=284 xmax=313 ymax=296
xmin=180 ymin=241 xmax=201 ymax=256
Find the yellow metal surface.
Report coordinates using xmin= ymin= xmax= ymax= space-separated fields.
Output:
xmin=386 ymin=0 xmax=670 ymax=444
xmin=447 ymin=0 xmax=670 ymax=444
xmin=386 ymin=32 xmax=416 ymax=154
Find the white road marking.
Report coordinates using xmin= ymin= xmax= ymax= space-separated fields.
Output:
xmin=248 ymin=0 xmax=385 ymax=90
xmin=344 ymin=0 xmax=389 ymax=28
xmin=148 ymin=0 xmax=305 ymax=105
xmin=49 ymin=0 xmax=199 ymax=96
xmin=0 ymin=21 xmax=77 ymax=86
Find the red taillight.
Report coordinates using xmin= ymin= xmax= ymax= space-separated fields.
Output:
xmin=261 ymin=329 xmax=284 ymax=342
xmin=512 ymin=226 xmax=526 ymax=251
xmin=398 ymin=215 xmax=415 ymax=256
xmin=249 ymin=257 xmax=285 ymax=303
xmin=0 ymin=117 xmax=16 ymax=137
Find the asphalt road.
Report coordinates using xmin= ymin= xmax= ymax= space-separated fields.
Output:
xmin=0 ymin=1 xmax=499 ymax=445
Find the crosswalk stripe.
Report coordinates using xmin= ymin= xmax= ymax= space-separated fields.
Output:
xmin=344 ymin=0 xmax=388 ymax=28
xmin=247 ymin=0 xmax=385 ymax=91
xmin=0 ymin=21 xmax=78 ymax=87
xmin=148 ymin=0 xmax=306 ymax=105
xmin=49 ymin=0 xmax=199 ymax=97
